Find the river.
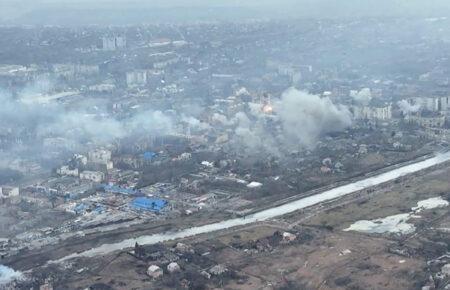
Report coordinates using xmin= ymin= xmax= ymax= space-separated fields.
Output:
xmin=53 ymin=151 xmax=450 ymax=263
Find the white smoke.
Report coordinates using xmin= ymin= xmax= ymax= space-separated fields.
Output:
xmin=0 ymin=265 xmax=23 ymax=285
xmin=222 ymin=88 xmax=352 ymax=156
xmin=235 ymin=87 xmax=250 ymax=96
xmin=0 ymin=79 xmax=175 ymax=156
xmin=128 ymin=111 xmax=174 ymax=135
xmin=2 ymin=78 xmax=352 ymax=161
xmin=350 ymin=88 xmax=372 ymax=105
xmin=231 ymin=111 xmax=282 ymax=156
xmin=276 ymin=88 xmax=352 ymax=148
xmin=397 ymin=99 xmax=421 ymax=114
xmin=247 ymin=102 xmax=264 ymax=117
xmin=211 ymin=113 xmax=232 ymax=126
xmin=181 ymin=115 xmax=211 ymax=131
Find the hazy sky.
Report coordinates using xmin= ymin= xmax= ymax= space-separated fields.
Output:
xmin=2 ymin=0 xmax=450 ymax=25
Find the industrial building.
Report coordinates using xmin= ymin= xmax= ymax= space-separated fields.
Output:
xmin=131 ymin=197 xmax=167 ymax=212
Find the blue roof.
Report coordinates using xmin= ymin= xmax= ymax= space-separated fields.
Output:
xmin=94 ymin=205 xmax=105 ymax=213
xmin=143 ymin=152 xmax=157 ymax=160
xmin=131 ymin=197 xmax=167 ymax=212
xmin=74 ymin=203 xmax=88 ymax=214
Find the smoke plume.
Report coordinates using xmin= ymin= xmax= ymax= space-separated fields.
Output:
xmin=221 ymin=88 xmax=352 ymax=156
xmin=276 ymin=88 xmax=352 ymax=148
xmin=0 ymin=79 xmax=175 ymax=163
xmin=350 ymin=88 xmax=372 ymax=105
xmin=397 ymin=99 xmax=421 ymax=114
xmin=0 ymin=264 xmax=23 ymax=285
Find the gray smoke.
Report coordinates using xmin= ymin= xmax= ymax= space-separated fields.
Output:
xmin=220 ymin=88 xmax=352 ymax=156
xmin=211 ymin=113 xmax=233 ymax=126
xmin=181 ymin=115 xmax=211 ymax=131
xmin=350 ymin=88 xmax=372 ymax=105
xmin=231 ymin=111 xmax=282 ymax=156
xmin=276 ymin=88 xmax=352 ymax=148
xmin=1 ymin=79 xmax=352 ymax=164
xmin=397 ymin=99 xmax=421 ymax=114
xmin=0 ymin=79 xmax=175 ymax=160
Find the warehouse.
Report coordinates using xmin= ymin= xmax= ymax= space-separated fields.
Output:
xmin=131 ymin=197 xmax=167 ymax=212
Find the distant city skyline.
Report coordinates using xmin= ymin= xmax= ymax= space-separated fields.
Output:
xmin=3 ymin=0 xmax=450 ymax=25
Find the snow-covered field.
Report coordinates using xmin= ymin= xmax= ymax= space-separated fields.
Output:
xmin=344 ymin=213 xmax=415 ymax=235
xmin=52 ymin=152 xmax=450 ymax=262
xmin=345 ymin=196 xmax=449 ymax=234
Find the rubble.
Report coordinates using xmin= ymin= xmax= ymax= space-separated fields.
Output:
xmin=147 ymin=265 xmax=163 ymax=279
xmin=282 ymin=232 xmax=297 ymax=243
xmin=209 ymin=264 xmax=228 ymax=276
xmin=167 ymin=262 xmax=181 ymax=273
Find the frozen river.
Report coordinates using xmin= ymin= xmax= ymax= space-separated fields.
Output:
xmin=55 ymin=151 xmax=450 ymax=262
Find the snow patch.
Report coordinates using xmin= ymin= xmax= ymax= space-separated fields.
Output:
xmin=345 ymin=196 xmax=449 ymax=235
xmin=201 ymin=161 xmax=214 ymax=167
xmin=412 ymin=197 xmax=449 ymax=212
xmin=247 ymin=182 xmax=263 ymax=188
xmin=344 ymin=213 xmax=415 ymax=234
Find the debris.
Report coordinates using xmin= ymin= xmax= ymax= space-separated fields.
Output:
xmin=39 ymin=282 xmax=53 ymax=290
xmin=282 ymin=232 xmax=297 ymax=243
xmin=175 ymin=242 xmax=192 ymax=253
xmin=209 ymin=264 xmax=228 ymax=276
xmin=339 ymin=249 xmax=352 ymax=256
xmin=167 ymin=262 xmax=181 ymax=273
xmin=200 ymin=270 xmax=211 ymax=279
xmin=442 ymin=264 xmax=450 ymax=276
xmin=147 ymin=265 xmax=163 ymax=279
xmin=76 ymin=267 xmax=87 ymax=274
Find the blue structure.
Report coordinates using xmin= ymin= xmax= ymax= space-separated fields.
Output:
xmin=143 ymin=151 xmax=157 ymax=161
xmin=131 ymin=197 xmax=167 ymax=212
xmin=101 ymin=184 xmax=138 ymax=195
xmin=93 ymin=204 xmax=106 ymax=213
xmin=74 ymin=203 xmax=88 ymax=215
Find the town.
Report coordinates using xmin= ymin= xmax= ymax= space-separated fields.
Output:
xmin=1 ymin=8 xmax=450 ymax=290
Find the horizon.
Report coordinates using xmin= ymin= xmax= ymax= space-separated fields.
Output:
xmin=3 ymin=0 xmax=450 ymax=26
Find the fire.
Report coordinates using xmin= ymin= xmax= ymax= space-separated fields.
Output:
xmin=262 ymin=104 xmax=273 ymax=114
